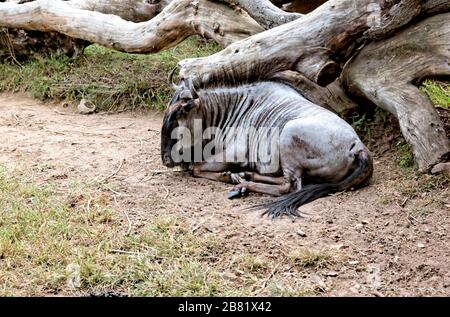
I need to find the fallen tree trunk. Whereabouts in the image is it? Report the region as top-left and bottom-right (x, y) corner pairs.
(172, 0), (450, 170)
(0, 0), (174, 59)
(0, 28), (89, 60)
(220, 0), (302, 29)
(0, 0), (262, 56)
(343, 13), (450, 171)
(64, 0), (173, 22)
(178, 0), (450, 88)
(1, 0), (171, 21)
(272, 70), (358, 113)
(0, 0), (316, 59)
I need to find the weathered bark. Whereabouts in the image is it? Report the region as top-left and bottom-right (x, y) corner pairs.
(0, 0), (263, 55)
(0, 28), (89, 60)
(271, 70), (358, 113)
(0, 0), (173, 59)
(343, 13), (450, 171)
(65, 0), (173, 22)
(221, 0), (302, 29)
(177, 0), (450, 89)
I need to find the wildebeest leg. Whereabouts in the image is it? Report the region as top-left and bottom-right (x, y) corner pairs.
(197, 171), (286, 186)
(192, 171), (233, 183)
(191, 161), (240, 184)
(244, 172), (285, 185)
(230, 181), (292, 197)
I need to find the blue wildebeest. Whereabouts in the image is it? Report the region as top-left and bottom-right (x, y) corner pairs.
(161, 81), (373, 218)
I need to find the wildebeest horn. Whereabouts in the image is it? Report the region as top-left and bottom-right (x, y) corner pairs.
(168, 66), (180, 90)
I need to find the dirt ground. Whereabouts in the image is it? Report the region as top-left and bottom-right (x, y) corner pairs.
(0, 93), (449, 297)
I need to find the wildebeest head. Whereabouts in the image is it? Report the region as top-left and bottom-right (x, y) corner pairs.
(161, 89), (200, 168)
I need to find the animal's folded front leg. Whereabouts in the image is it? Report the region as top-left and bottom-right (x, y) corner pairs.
(190, 160), (242, 184)
(192, 171), (235, 183)
(244, 172), (285, 185)
(230, 181), (292, 197)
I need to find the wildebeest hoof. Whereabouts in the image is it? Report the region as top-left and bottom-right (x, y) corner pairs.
(227, 190), (241, 199)
(227, 187), (248, 200)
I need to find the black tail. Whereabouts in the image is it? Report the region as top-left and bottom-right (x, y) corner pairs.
(260, 149), (373, 218)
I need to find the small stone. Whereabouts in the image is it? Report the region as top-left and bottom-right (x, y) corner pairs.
(311, 274), (327, 291)
(296, 229), (307, 237)
(417, 243), (426, 248)
(77, 98), (96, 115)
(431, 162), (450, 176)
(222, 272), (239, 282)
(325, 271), (339, 277)
(66, 263), (81, 289)
(349, 286), (359, 294)
(332, 243), (345, 250)
(355, 224), (364, 229)
(348, 260), (360, 265)
(361, 220), (369, 225)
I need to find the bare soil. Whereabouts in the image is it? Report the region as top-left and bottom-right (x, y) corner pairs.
(0, 93), (449, 296)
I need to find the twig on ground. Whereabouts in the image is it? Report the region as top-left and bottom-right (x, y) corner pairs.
(407, 212), (419, 223)
(142, 170), (185, 181)
(99, 158), (125, 183)
(109, 249), (140, 256)
(42, 127), (66, 135)
(163, 184), (170, 200)
(252, 264), (280, 296)
(190, 220), (206, 233)
(86, 197), (92, 213)
(400, 196), (410, 207)
(114, 195), (132, 236)
(102, 183), (130, 196)
(53, 109), (79, 116)
(97, 123), (135, 131)
(371, 290), (386, 297)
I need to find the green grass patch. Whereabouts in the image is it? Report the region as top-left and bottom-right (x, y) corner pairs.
(396, 141), (415, 170)
(348, 79), (449, 171)
(0, 165), (316, 297)
(421, 80), (450, 109)
(289, 248), (340, 269)
(0, 37), (219, 111)
(348, 106), (392, 147)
